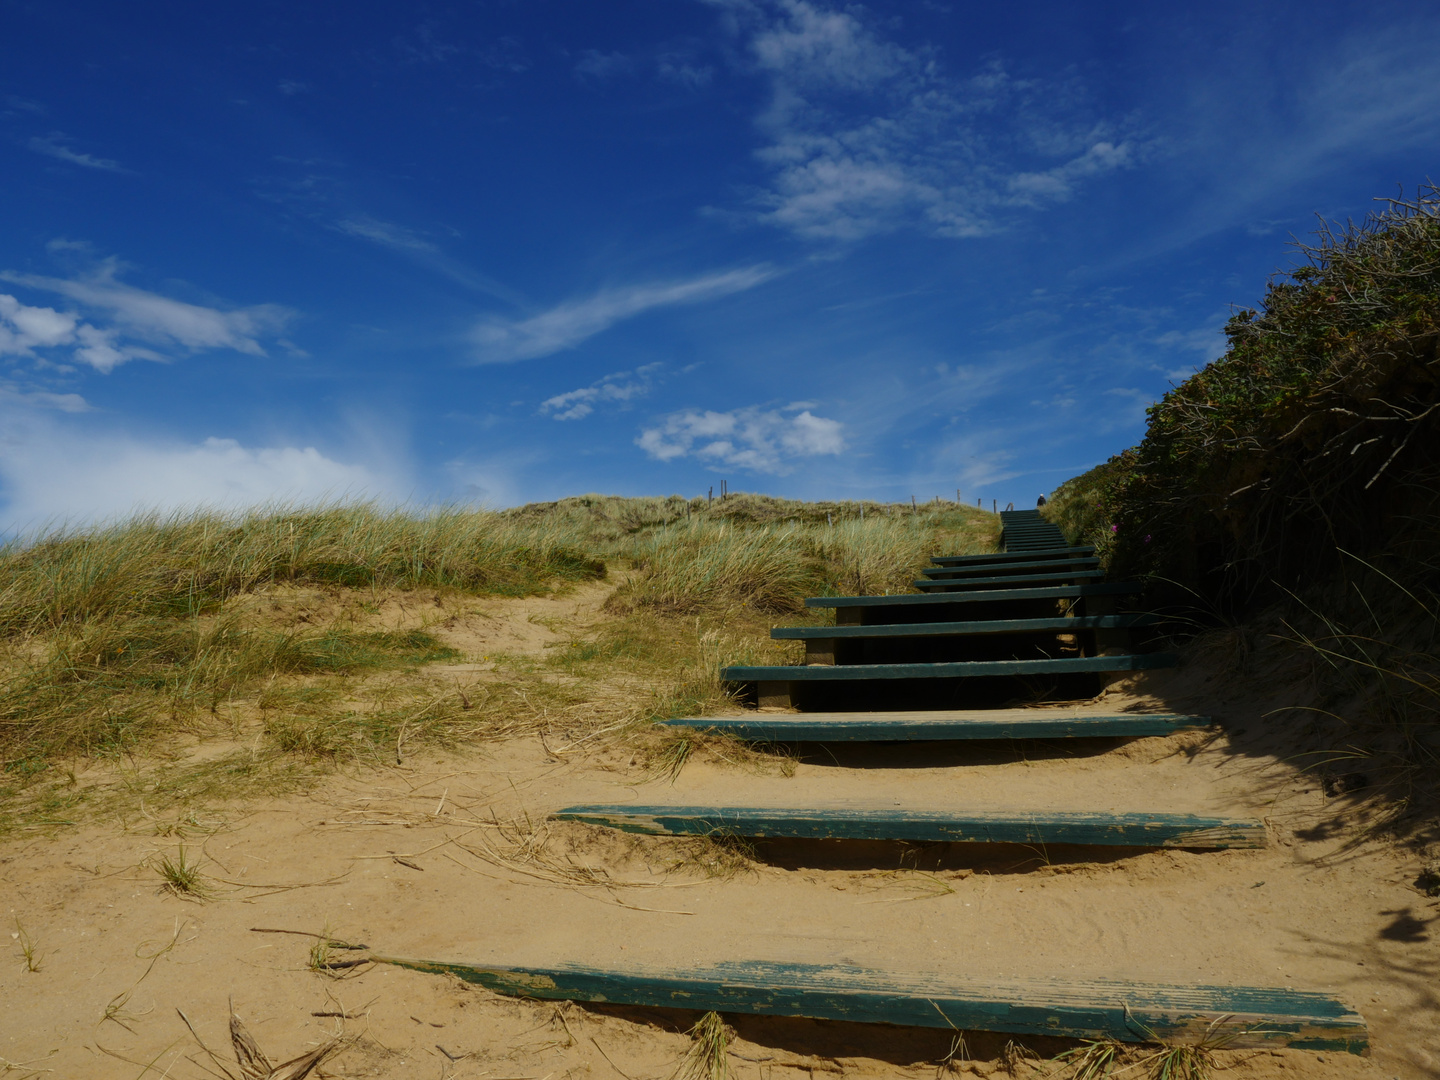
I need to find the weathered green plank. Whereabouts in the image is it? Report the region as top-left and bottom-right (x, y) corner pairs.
(662, 710), (1211, 742)
(553, 804), (1263, 849)
(931, 547), (1093, 565)
(805, 582), (1142, 609)
(923, 557), (1100, 577)
(722, 653), (1177, 681)
(771, 615), (1157, 640)
(915, 576), (1105, 593)
(367, 958), (1366, 1052)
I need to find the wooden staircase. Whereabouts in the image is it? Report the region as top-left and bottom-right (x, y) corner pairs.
(378, 509), (1369, 1054)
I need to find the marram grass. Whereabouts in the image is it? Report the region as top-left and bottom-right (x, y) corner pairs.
(0, 496), (996, 805)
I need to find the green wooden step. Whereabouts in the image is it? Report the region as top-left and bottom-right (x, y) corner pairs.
(553, 804), (1263, 849)
(663, 710), (1211, 741)
(772, 615), (1157, 641)
(923, 557), (1100, 577)
(1006, 536), (1067, 547)
(914, 570), (1104, 590)
(368, 957), (1366, 1051)
(723, 654), (1176, 682)
(931, 546), (1093, 566)
(805, 582), (1142, 610)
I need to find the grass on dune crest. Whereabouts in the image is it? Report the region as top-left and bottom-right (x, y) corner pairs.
(617, 504), (992, 614)
(0, 495), (996, 826)
(0, 501), (606, 634)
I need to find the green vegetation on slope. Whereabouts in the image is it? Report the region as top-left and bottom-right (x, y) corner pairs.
(1044, 185), (1440, 834)
(0, 495), (996, 799)
(1047, 185), (1440, 606)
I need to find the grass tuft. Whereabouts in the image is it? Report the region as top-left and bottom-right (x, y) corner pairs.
(675, 1011), (732, 1080)
(1050, 1038), (1123, 1080)
(1142, 1042), (1217, 1080)
(669, 830), (757, 880)
(13, 918), (41, 972)
(154, 845), (214, 900)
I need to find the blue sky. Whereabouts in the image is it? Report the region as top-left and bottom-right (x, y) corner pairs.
(2, 0), (1438, 528)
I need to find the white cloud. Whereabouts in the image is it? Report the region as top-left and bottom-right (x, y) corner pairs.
(0, 383), (92, 413)
(472, 266), (775, 363)
(637, 403), (844, 473)
(540, 363), (661, 420)
(0, 293), (78, 353)
(0, 410), (402, 532)
(1006, 141), (1133, 206)
(1, 258), (292, 371)
(28, 133), (126, 172)
(335, 214), (439, 252)
(575, 50), (636, 81)
(711, 0), (1135, 240)
(658, 53), (714, 88)
(1153, 325), (1226, 361)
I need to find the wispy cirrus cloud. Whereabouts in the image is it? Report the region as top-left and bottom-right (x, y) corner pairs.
(28, 132), (127, 172)
(1, 255), (292, 373)
(472, 265), (776, 363)
(540, 363), (663, 420)
(574, 49), (636, 82)
(637, 402), (844, 473)
(708, 0), (1136, 240)
(334, 214), (438, 252)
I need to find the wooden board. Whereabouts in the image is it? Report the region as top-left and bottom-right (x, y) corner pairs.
(771, 615), (1158, 640)
(805, 582), (1141, 609)
(367, 957), (1366, 1051)
(931, 547), (1093, 565)
(552, 804), (1264, 849)
(914, 570), (1105, 589)
(662, 710), (1211, 741)
(922, 557), (1100, 577)
(722, 653), (1177, 682)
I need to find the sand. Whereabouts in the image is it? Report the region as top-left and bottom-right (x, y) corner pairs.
(2, 586), (1438, 1080)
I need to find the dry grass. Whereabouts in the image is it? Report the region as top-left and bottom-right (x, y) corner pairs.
(12, 918), (41, 972)
(641, 727), (797, 784)
(667, 831), (758, 881)
(153, 845), (215, 900)
(1050, 1038), (1123, 1080)
(619, 505), (993, 615)
(0, 494), (996, 832)
(175, 1003), (345, 1080)
(675, 1011), (733, 1080)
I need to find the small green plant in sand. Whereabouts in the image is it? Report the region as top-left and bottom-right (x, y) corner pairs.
(1140, 1042), (1217, 1080)
(13, 918), (41, 972)
(154, 845), (214, 900)
(675, 1011), (733, 1080)
(1050, 1038), (1123, 1080)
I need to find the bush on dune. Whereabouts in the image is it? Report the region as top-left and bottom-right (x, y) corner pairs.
(1049, 185), (1440, 610)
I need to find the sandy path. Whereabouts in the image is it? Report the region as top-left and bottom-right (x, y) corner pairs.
(2, 593), (1438, 1079)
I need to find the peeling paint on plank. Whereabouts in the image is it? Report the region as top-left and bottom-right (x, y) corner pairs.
(551, 805), (1266, 849)
(367, 957), (1366, 1052)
